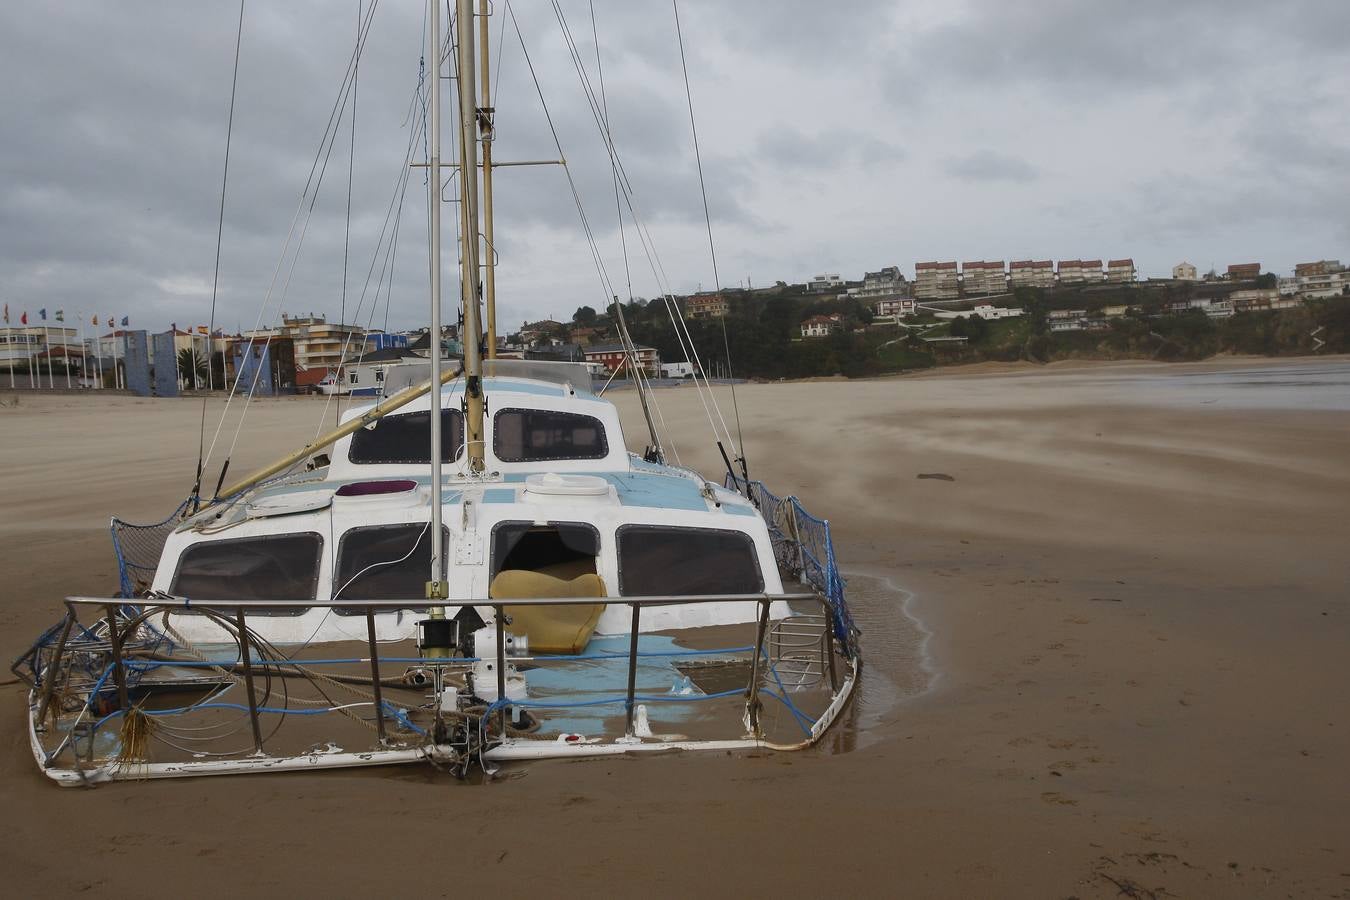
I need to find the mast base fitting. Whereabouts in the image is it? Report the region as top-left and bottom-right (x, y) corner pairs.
(425, 580), (449, 600)
(417, 618), (458, 653)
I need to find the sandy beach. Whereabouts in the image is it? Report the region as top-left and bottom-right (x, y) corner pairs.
(2, 357), (1347, 897)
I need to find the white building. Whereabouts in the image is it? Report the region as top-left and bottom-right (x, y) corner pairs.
(0, 326), (80, 376)
(800, 314), (842, 338)
(1173, 261), (1199, 281)
(808, 273), (844, 293)
(660, 361), (697, 379)
(873, 297), (916, 318)
(970, 304), (1023, 319)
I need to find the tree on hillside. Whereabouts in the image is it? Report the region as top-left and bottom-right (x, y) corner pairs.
(572, 305), (597, 326)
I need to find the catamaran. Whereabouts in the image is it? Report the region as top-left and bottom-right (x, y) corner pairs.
(13, 0), (859, 784)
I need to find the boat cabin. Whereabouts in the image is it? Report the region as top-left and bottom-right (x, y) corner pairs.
(154, 368), (786, 646)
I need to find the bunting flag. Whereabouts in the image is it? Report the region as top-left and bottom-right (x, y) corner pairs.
(2, 303), (8, 324)
(171, 322), (178, 333)
(21, 311), (28, 325)
(121, 316), (129, 327)
(197, 325), (209, 334)
(39, 308), (47, 321)
(91, 314), (99, 326)
(55, 309), (65, 322)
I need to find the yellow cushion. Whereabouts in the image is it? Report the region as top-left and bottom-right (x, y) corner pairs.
(490, 570), (606, 654)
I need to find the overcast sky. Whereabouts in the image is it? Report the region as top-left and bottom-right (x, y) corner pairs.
(2, 0), (1348, 334)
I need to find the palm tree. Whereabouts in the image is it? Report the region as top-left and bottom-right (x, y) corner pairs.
(177, 347), (208, 390)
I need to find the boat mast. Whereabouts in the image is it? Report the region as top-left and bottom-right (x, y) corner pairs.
(478, 0), (497, 360)
(427, 0), (448, 611)
(456, 0), (486, 470)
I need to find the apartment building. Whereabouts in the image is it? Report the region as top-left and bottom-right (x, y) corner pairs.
(1009, 259), (1054, 289)
(1292, 260), (1350, 298)
(915, 261), (960, 299)
(1173, 261), (1199, 281)
(962, 261), (1006, 295)
(684, 293), (729, 319)
(1226, 263), (1261, 281)
(243, 314), (366, 372)
(1106, 259), (1137, 283)
(855, 266), (907, 300)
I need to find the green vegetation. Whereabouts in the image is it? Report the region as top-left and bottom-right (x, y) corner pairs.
(575, 284), (1349, 380)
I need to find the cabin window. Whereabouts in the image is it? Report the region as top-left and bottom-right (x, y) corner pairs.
(491, 521), (601, 579)
(332, 524), (447, 614)
(170, 533), (322, 615)
(492, 408), (608, 462)
(349, 408), (464, 464)
(616, 525), (762, 596)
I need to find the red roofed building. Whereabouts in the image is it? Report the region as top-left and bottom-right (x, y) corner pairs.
(1009, 259), (1054, 289)
(962, 261), (1006, 295)
(684, 292), (729, 320)
(799, 314), (843, 338)
(915, 261), (959, 299)
(1106, 258), (1137, 283)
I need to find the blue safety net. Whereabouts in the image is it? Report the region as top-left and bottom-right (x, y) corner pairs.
(725, 475), (858, 655)
(110, 499), (192, 598)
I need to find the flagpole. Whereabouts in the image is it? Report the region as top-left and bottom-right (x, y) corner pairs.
(27, 321), (35, 389)
(62, 322), (71, 389)
(43, 326), (54, 388)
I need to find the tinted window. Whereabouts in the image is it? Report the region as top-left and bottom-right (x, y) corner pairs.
(617, 526), (763, 596)
(171, 533), (322, 615)
(493, 408), (607, 462)
(349, 409), (464, 464)
(333, 524), (446, 614)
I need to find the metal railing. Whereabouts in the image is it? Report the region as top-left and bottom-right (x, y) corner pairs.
(27, 590), (842, 775)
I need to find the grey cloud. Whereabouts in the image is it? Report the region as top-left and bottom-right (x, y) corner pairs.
(944, 151), (1039, 183)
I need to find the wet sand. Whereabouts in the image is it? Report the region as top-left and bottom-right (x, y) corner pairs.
(2, 357), (1348, 897)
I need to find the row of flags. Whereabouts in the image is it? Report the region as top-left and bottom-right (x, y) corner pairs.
(3, 304), (130, 328)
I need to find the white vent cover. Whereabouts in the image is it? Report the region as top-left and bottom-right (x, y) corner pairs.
(523, 473), (610, 497)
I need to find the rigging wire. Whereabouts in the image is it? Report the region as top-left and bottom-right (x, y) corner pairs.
(547, 2), (736, 461)
(310, 29), (444, 444)
(672, 0), (750, 485)
(190, 0), (246, 512)
(206, 0), (381, 492)
(587, 0), (678, 465)
(201, 0), (380, 492)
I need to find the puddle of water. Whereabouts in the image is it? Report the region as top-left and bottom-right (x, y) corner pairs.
(821, 570), (936, 754)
